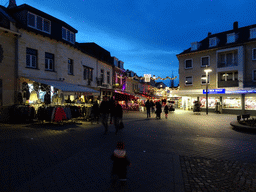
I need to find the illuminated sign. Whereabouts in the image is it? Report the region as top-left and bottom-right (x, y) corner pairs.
(203, 89), (225, 94)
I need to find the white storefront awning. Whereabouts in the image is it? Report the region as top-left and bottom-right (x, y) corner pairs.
(29, 78), (100, 94)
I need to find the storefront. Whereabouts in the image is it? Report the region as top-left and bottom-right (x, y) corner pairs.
(12, 77), (100, 123)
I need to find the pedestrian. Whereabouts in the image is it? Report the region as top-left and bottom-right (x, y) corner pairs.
(111, 141), (131, 186)
(164, 103), (169, 119)
(91, 101), (100, 124)
(150, 100), (155, 114)
(145, 99), (151, 118)
(155, 100), (162, 119)
(109, 96), (115, 124)
(99, 96), (111, 134)
(112, 100), (123, 135)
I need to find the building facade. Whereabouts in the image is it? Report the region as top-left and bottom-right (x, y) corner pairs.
(177, 21), (256, 115)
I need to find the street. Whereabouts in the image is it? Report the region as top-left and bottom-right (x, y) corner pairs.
(0, 110), (256, 191)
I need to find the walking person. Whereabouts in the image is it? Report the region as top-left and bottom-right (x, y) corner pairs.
(145, 99), (151, 118)
(164, 103), (169, 119)
(91, 101), (100, 124)
(155, 100), (162, 119)
(150, 100), (155, 114)
(99, 96), (111, 134)
(111, 141), (131, 187)
(109, 96), (115, 124)
(112, 100), (123, 135)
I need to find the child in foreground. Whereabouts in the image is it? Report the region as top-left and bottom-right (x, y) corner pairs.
(111, 141), (131, 186)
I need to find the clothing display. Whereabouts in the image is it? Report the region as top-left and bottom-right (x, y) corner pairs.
(44, 92), (51, 105)
(29, 91), (38, 102)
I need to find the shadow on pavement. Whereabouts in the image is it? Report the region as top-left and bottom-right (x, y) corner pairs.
(25, 122), (82, 130)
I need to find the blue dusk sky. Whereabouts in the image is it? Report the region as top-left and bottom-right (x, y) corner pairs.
(2, 0), (256, 86)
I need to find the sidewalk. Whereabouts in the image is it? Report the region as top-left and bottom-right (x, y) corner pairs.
(0, 115), (185, 192)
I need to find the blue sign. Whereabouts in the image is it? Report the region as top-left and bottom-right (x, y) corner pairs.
(203, 89), (225, 94)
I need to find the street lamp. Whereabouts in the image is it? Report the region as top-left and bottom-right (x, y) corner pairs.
(204, 67), (212, 115)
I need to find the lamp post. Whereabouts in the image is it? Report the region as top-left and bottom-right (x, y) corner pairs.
(204, 67), (212, 115)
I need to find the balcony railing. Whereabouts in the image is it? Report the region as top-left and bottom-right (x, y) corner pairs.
(217, 62), (238, 68)
(218, 80), (238, 88)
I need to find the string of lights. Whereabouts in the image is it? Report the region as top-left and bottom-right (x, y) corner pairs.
(116, 75), (177, 80)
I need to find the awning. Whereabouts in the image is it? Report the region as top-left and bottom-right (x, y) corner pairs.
(29, 78), (100, 94)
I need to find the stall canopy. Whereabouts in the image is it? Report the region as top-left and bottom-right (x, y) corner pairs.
(29, 78), (100, 94)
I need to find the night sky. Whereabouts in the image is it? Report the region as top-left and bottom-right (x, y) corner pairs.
(2, 0), (256, 86)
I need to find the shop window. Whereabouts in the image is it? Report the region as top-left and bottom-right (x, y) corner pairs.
(185, 76), (193, 85)
(26, 48), (37, 68)
(185, 59), (193, 69)
(68, 59), (73, 75)
(201, 56), (210, 67)
(45, 52), (54, 71)
(245, 97), (256, 109)
(223, 97), (241, 109)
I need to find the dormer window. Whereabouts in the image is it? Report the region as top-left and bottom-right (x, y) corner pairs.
(191, 42), (199, 51)
(62, 27), (75, 44)
(209, 37), (217, 47)
(250, 28), (256, 39)
(27, 12), (51, 34)
(227, 33), (236, 43)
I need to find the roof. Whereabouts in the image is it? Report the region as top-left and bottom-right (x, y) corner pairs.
(177, 22), (256, 56)
(7, 4), (77, 33)
(0, 5), (16, 22)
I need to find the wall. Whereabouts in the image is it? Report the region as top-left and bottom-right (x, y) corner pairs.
(0, 30), (16, 106)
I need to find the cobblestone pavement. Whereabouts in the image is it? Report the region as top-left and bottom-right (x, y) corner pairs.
(180, 156), (256, 192)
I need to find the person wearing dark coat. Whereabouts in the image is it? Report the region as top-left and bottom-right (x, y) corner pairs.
(155, 101), (162, 119)
(99, 96), (111, 134)
(109, 96), (115, 124)
(91, 101), (100, 124)
(164, 104), (169, 119)
(145, 99), (151, 118)
(112, 100), (123, 135)
(111, 141), (131, 186)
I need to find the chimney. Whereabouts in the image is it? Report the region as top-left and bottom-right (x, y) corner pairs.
(233, 21), (238, 30)
(208, 32), (212, 37)
(7, 0), (17, 9)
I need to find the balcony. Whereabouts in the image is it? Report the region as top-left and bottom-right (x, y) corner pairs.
(218, 80), (238, 88)
(217, 62), (238, 68)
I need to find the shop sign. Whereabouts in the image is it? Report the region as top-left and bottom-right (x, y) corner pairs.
(226, 90), (256, 94)
(203, 89), (225, 94)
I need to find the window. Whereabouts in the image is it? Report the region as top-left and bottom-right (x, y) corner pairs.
(107, 71), (110, 84)
(209, 37), (217, 47)
(101, 69), (104, 82)
(201, 56), (210, 67)
(250, 28), (256, 39)
(227, 33), (236, 43)
(185, 76), (193, 85)
(62, 27), (75, 44)
(185, 59), (193, 69)
(26, 48), (37, 68)
(252, 48), (256, 60)
(45, 52), (54, 71)
(68, 59), (73, 75)
(201, 74), (209, 84)
(191, 42), (199, 51)
(27, 12), (51, 33)
(220, 72), (238, 81)
(83, 66), (93, 80)
(253, 70), (256, 81)
(217, 50), (238, 68)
